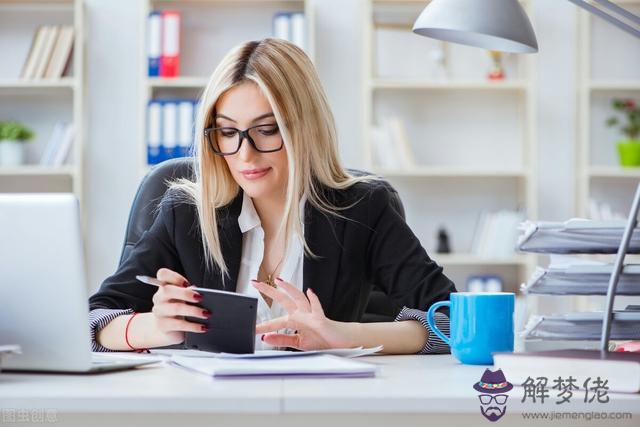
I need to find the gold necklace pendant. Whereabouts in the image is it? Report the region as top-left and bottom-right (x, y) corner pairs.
(266, 274), (277, 288)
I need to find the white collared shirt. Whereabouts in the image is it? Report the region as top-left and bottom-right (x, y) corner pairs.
(234, 191), (306, 350)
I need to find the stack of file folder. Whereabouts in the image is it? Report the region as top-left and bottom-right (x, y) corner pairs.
(517, 219), (640, 343)
(518, 219), (640, 254)
(523, 311), (640, 341)
(522, 264), (640, 295)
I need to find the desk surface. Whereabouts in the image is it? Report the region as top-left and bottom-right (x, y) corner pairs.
(2, 354), (639, 416)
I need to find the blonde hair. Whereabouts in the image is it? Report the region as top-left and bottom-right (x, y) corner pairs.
(172, 38), (379, 286)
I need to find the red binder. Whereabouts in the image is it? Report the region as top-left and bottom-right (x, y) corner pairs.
(160, 10), (180, 77)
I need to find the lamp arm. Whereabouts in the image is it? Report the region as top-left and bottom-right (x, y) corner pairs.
(567, 0), (640, 39)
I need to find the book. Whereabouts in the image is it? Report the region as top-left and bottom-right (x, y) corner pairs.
(169, 353), (378, 378)
(273, 12), (291, 41)
(33, 25), (60, 79)
(370, 125), (401, 169)
(50, 124), (75, 166)
(386, 117), (416, 168)
(290, 12), (305, 50)
(160, 10), (180, 77)
(147, 11), (162, 77)
(44, 26), (74, 79)
(493, 349), (640, 393)
(20, 26), (47, 80)
(39, 122), (67, 165)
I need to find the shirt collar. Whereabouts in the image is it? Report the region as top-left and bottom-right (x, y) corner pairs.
(237, 191), (307, 234)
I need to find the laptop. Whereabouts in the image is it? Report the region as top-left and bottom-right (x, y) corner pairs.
(0, 193), (158, 373)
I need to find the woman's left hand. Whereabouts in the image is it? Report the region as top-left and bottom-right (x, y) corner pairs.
(251, 278), (357, 350)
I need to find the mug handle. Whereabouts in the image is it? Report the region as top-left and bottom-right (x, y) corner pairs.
(426, 301), (451, 345)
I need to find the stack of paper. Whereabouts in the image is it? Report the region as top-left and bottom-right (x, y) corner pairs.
(522, 265), (640, 295)
(517, 219), (640, 254)
(523, 311), (640, 341)
(169, 353), (378, 379)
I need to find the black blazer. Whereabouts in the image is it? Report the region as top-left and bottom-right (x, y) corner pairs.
(89, 180), (456, 322)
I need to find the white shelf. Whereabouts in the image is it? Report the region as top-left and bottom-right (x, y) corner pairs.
(146, 77), (209, 88)
(363, 0), (537, 290)
(373, 166), (529, 178)
(0, 0), (84, 207)
(434, 253), (530, 266)
(588, 81), (640, 91)
(589, 166), (640, 178)
(576, 6), (640, 217)
(0, 78), (76, 89)
(0, 165), (75, 176)
(371, 79), (529, 91)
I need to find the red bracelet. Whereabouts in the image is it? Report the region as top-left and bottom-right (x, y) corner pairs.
(125, 312), (149, 353)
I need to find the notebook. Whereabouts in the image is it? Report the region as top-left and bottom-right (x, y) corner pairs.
(169, 353), (378, 378)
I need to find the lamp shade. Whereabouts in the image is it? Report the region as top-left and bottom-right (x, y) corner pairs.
(412, 0), (538, 53)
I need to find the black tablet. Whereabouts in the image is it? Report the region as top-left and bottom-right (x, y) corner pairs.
(184, 287), (258, 354)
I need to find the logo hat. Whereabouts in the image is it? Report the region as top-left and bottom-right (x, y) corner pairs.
(473, 368), (513, 394)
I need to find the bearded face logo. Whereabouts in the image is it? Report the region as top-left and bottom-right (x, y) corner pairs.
(473, 369), (513, 422)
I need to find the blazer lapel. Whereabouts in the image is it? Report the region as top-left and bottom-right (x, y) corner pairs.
(208, 187), (346, 314)
(303, 200), (345, 318)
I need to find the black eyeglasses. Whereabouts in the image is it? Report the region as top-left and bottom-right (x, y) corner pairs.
(204, 123), (284, 156)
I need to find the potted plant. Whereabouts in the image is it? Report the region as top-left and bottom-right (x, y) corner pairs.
(606, 98), (640, 167)
(0, 121), (35, 167)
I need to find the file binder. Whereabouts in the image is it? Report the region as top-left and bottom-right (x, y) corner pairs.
(160, 10), (180, 77)
(162, 101), (178, 160)
(147, 11), (161, 77)
(147, 101), (163, 165)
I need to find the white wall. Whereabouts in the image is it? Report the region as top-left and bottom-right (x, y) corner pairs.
(85, 0), (578, 291)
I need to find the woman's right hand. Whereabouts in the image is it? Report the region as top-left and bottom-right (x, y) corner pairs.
(150, 268), (211, 346)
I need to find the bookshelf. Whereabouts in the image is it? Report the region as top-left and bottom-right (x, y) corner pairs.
(139, 0), (316, 177)
(0, 0), (84, 204)
(362, 0), (538, 294)
(577, 0), (640, 220)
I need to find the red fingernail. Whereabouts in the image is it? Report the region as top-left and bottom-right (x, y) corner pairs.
(202, 310), (211, 318)
(194, 293), (203, 301)
(261, 334), (265, 341)
(277, 277), (283, 281)
(201, 325), (209, 332)
(182, 280), (190, 288)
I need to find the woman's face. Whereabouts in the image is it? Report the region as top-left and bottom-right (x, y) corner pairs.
(214, 82), (288, 201)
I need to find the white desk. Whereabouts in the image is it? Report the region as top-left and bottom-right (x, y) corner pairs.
(1, 355), (639, 427)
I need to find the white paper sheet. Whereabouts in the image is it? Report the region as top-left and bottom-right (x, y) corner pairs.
(169, 353), (378, 378)
(150, 345), (384, 359)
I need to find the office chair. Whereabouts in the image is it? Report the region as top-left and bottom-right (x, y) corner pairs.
(119, 157), (406, 322)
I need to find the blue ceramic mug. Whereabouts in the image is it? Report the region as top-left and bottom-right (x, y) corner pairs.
(427, 292), (514, 365)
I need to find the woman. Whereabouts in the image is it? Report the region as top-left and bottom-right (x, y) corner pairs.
(89, 38), (455, 354)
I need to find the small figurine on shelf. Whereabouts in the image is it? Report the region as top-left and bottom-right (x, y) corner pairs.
(436, 226), (451, 254)
(487, 50), (505, 81)
(606, 98), (640, 167)
(0, 121), (34, 167)
(428, 42), (449, 81)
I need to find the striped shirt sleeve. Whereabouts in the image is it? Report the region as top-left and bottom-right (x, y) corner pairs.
(394, 306), (450, 354)
(89, 308), (134, 352)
